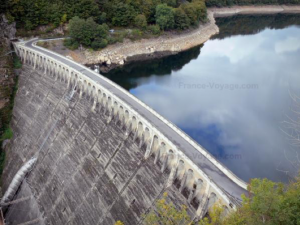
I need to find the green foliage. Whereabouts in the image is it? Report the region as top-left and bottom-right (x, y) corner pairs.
(64, 39), (79, 50)
(7, 0), (102, 30)
(174, 7), (191, 30)
(6, 0), (300, 36)
(0, 128), (13, 142)
(144, 192), (191, 225)
(141, 174), (300, 225)
(224, 177), (300, 225)
(162, 0), (178, 7)
(91, 38), (108, 49)
(134, 14), (148, 29)
(199, 203), (225, 225)
(129, 29), (144, 40)
(181, 0), (207, 26)
(60, 14), (67, 27)
(13, 57), (22, 69)
(67, 16), (109, 50)
(111, 2), (136, 27)
(155, 4), (175, 30)
(148, 24), (161, 35)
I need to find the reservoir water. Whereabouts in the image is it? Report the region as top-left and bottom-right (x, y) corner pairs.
(100, 14), (300, 182)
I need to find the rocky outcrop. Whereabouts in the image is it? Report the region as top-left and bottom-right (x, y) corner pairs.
(0, 14), (16, 45)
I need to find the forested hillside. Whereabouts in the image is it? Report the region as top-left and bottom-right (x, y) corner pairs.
(1, 0), (207, 31)
(206, 0), (300, 7)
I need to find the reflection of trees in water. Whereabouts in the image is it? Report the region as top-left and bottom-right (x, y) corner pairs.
(103, 45), (203, 90)
(213, 14), (300, 40)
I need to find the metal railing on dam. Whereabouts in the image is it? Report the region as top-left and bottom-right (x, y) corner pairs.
(10, 39), (248, 222)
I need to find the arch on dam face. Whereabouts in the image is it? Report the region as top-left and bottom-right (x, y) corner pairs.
(87, 82), (92, 99)
(154, 142), (165, 165)
(147, 135), (159, 157)
(119, 106), (126, 126)
(61, 67), (65, 82)
(140, 127), (150, 149)
(91, 86), (96, 104)
(160, 148), (173, 173)
(78, 80), (84, 97)
(124, 110), (130, 128)
(173, 159), (185, 189)
(131, 116), (137, 134)
(65, 69), (70, 84)
(83, 80), (87, 97)
(101, 93), (107, 107)
(190, 179), (204, 208)
(39, 56), (43, 70)
(180, 169), (194, 198)
(106, 97), (112, 115)
(207, 192), (217, 210)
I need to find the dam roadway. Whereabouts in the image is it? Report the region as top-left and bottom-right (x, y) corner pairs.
(24, 39), (247, 199)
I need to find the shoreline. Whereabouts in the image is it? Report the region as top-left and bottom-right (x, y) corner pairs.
(84, 10), (219, 71)
(49, 5), (300, 72)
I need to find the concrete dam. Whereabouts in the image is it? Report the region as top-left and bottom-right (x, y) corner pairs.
(1, 39), (247, 225)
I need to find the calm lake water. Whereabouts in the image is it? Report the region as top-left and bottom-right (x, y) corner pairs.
(100, 14), (300, 182)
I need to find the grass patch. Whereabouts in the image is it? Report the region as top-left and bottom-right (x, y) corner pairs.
(0, 128), (13, 141)
(13, 55), (22, 69)
(37, 41), (50, 49)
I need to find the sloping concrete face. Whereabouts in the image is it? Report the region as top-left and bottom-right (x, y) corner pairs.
(1, 41), (248, 224)
(2, 66), (198, 224)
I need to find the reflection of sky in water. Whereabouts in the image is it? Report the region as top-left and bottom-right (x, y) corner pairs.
(108, 26), (300, 182)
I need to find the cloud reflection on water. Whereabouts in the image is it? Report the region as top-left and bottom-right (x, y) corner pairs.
(129, 26), (300, 182)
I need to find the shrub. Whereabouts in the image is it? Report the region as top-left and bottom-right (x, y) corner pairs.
(174, 7), (191, 30)
(129, 29), (143, 40)
(155, 4), (175, 30)
(148, 24), (161, 35)
(91, 38), (108, 50)
(134, 14), (147, 29)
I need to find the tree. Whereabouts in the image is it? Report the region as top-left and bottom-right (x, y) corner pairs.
(68, 16), (87, 44)
(162, 0), (178, 7)
(155, 4), (175, 30)
(112, 2), (135, 26)
(148, 24), (161, 35)
(224, 175), (300, 225)
(174, 7), (190, 30)
(67, 16), (109, 50)
(134, 14), (147, 29)
(59, 14), (67, 33)
(144, 192), (191, 225)
(141, 174), (300, 225)
(180, 0), (206, 26)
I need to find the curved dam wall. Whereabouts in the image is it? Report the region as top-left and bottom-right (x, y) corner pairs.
(1, 41), (247, 225)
